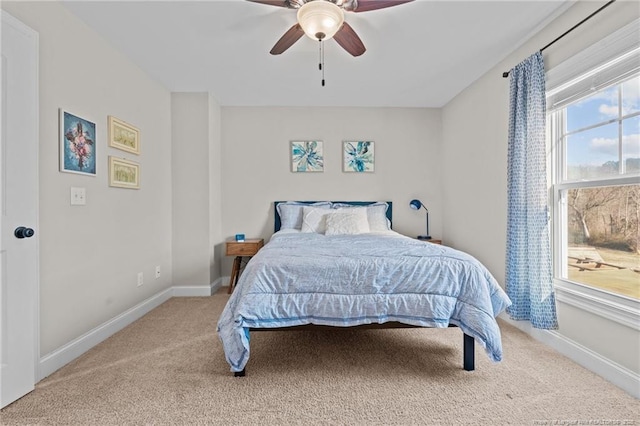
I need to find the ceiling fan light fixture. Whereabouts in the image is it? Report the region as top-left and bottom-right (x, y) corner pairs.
(297, 1), (345, 41)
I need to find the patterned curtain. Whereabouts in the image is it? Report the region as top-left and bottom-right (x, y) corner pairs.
(506, 51), (558, 329)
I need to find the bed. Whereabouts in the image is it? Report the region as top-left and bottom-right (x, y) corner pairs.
(217, 201), (511, 376)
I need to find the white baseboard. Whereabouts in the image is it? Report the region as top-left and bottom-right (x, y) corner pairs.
(500, 315), (640, 398)
(39, 287), (173, 380)
(172, 285), (212, 297)
(211, 277), (224, 293)
(172, 277), (225, 296)
(38, 277), (228, 381)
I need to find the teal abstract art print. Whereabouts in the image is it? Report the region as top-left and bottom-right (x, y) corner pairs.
(291, 141), (324, 173)
(343, 141), (374, 173)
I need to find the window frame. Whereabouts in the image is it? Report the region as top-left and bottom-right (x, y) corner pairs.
(550, 107), (640, 293)
(546, 19), (640, 330)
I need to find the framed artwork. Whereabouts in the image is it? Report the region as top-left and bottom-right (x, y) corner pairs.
(108, 115), (140, 155)
(59, 109), (97, 176)
(108, 156), (140, 189)
(343, 141), (374, 173)
(290, 140), (324, 172)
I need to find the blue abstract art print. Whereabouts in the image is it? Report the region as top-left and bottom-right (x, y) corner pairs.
(59, 109), (96, 176)
(343, 141), (374, 173)
(291, 141), (324, 173)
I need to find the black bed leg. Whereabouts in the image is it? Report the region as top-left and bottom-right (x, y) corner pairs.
(463, 333), (475, 371)
(234, 368), (246, 377)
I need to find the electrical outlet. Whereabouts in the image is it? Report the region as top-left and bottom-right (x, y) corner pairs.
(137, 272), (144, 287)
(155, 266), (161, 279)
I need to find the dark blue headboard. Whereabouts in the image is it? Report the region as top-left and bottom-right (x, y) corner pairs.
(274, 201), (393, 232)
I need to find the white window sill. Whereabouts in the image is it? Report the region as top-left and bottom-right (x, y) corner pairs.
(554, 279), (640, 331)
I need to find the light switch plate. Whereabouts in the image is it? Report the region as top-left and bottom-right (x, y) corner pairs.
(71, 187), (86, 205)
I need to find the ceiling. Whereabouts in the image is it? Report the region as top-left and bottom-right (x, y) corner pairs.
(61, 0), (571, 108)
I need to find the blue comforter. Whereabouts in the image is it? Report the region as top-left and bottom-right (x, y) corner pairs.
(217, 231), (511, 372)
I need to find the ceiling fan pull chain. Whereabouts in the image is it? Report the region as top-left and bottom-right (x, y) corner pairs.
(319, 39), (325, 86)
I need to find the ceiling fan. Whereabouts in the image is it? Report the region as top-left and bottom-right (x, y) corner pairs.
(248, 0), (414, 57)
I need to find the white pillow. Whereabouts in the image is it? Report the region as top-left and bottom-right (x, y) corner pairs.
(364, 203), (391, 232)
(332, 202), (390, 232)
(301, 206), (333, 234)
(325, 209), (370, 235)
(277, 201), (331, 230)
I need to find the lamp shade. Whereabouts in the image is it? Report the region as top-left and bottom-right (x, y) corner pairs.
(297, 0), (345, 41)
(409, 199), (422, 210)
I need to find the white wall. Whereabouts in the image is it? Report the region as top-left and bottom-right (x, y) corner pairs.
(220, 107), (441, 274)
(172, 93), (212, 287)
(171, 92), (223, 287)
(209, 96), (223, 282)
(441, 0), (640, 374)
(2, 2), (173, 356)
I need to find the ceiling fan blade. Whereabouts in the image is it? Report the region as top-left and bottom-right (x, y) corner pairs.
(270, 24), (305, 55)
(246, 0), (292, 8)
(333, 22), (366, 57)
(352, 0), (414, 12)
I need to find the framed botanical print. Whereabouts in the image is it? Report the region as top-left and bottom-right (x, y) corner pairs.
(108, 156), (140, 189)
(108, 116), (140, 155)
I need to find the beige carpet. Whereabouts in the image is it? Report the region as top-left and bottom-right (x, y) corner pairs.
(1, 289), (638, 425)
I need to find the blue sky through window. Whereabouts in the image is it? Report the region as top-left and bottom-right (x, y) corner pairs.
(564, 75), (640, 170)
(567, 122), (617, 167)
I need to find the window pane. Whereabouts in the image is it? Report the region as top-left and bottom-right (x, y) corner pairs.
(565, 184), (640, 300)
(621, 75), (639, 116)
(622, 115), (640, 174)
(566, 86), (618, 133)
(566, 122), (618, 180)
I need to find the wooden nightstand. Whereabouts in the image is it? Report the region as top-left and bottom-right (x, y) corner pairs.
(226, 239), (264, 293)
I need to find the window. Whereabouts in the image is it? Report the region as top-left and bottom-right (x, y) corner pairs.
(549, 70), (639, 301)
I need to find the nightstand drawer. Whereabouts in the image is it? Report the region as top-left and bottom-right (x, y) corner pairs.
(226, 239), (264, 256)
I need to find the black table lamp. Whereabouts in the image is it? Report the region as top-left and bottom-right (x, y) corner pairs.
(409, 199), (431, 240)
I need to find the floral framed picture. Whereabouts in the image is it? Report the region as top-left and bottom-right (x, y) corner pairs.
(59, 109), (97, 176)
(108, 115), (140, 155)
(108, 156), (140, 189)
(291, 140), (324, 172)
(343, 141), (374, 173)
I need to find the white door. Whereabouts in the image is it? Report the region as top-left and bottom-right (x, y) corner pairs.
(0, 11), (39, 408)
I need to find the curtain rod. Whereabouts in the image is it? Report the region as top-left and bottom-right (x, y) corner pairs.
(502, 0), (616, 78)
